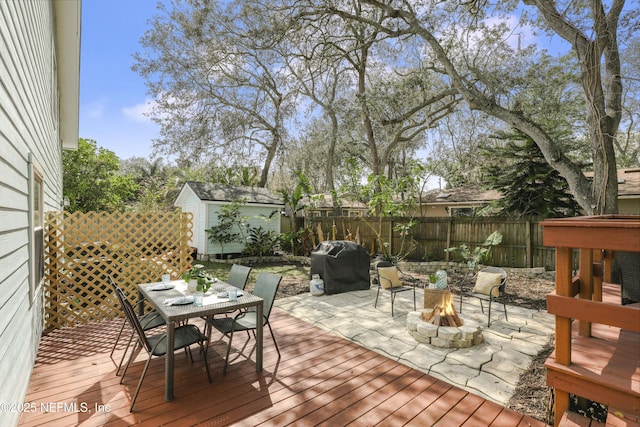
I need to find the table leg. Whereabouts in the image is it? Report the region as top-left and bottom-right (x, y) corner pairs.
(165, 321), (175, 401)
(137, 288), (144, 316)
(256, 301), (263, 372)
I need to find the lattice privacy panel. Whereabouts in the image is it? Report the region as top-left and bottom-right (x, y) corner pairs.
(44, 211), (193, 330)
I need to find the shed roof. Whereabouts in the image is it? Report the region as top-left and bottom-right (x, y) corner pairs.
(181, 182), (284, 205)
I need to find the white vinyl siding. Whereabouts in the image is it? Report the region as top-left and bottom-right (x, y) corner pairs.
(0, 1), (68, 425)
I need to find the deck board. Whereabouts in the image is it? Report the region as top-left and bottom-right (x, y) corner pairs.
(18, 308), (547, 426)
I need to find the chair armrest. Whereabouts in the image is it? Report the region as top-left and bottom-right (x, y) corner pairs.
(396, 268), (418, 285)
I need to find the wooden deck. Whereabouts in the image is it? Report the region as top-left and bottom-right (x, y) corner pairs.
(542, 216), (640, 426)
(18, 309), (548, 426)
(545, 284), (640, 426)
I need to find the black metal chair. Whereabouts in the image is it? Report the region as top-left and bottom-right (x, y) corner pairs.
(374, 261), (417, 316)
(458, 266), (508, 327)
(207, 271), (281, 374)
(116, 286), (211, 411)
(108, 276), (165, 375)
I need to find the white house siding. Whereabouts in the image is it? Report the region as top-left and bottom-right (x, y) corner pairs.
(205, 203), (282, 256)
(0, 1), (74, 425)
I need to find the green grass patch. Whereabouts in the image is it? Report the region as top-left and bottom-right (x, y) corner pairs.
(198, 260), (310, 285)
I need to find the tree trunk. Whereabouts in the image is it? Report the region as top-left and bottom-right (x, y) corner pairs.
(258, 131), (280, 188)
(360, 0), (623, 215)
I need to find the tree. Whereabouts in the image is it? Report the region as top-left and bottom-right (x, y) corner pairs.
(205, 200), (246, 258)
(130, 157), (172, 212)
(482, 130), (582, 218)
(332, 0), (631, 214)
(617, 37), (640, 167)
(280, 21), (352, 198)
(63, 138), (138, 212)
(133, 0), (296, 187)
(295, 0), (457, 183)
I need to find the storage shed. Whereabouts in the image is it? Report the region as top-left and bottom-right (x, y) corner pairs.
(174, 182), (284, 259)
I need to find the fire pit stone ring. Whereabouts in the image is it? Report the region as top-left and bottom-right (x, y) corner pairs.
(407, 310), (484, 348)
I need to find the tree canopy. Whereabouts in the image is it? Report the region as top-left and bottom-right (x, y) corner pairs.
(482, 129), (582, 218)
(127, 0), (639, 215)
(63, 139), (138, 212)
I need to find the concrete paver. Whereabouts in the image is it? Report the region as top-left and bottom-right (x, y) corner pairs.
(275, 285), (554, 406)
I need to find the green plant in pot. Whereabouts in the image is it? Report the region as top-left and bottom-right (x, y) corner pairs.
(182, 264), (212, 293)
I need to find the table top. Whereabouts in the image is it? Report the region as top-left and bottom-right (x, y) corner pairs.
(139, 280), (263, 322)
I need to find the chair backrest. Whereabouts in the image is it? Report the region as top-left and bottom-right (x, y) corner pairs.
(227, 264), (252, 290)
(479, 266), (507, 292)
(112, 282), (153, 353)
(108, 275), (122, 296)
(376, 261), (402, 289)
(108, 275), (129, 316)
(252, 271), (282, 321)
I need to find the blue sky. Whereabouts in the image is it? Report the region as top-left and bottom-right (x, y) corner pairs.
(79, 1), (573, 162)
(80, 0), (160, 160)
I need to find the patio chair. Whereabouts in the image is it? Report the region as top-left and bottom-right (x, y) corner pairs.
(458, 266), (508, 327)
(227, 264), (252, 290)
(207, 271), (282, 375)
(208, 264), (253, 320)
(374, 261), (417, 316)
(116, 286), (211, 411)
(108, 276), (165, 375)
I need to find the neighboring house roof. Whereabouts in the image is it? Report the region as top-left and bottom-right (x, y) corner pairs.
(614, 168), (640, 198)
(581, 168), (640, 198)
(304, 194), (368, 210)
(177, 182), (284, 205)
(423, 168), (640, 205)
(420, 186), (501, 205)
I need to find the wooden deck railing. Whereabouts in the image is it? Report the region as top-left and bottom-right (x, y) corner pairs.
(542, 215), (640, 426)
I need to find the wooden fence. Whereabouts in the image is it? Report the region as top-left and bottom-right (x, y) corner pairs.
(307, 216), (557, 270)
(44, 211), (193, 330)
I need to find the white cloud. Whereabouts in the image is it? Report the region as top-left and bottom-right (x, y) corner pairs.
(121, 98), (156, 123)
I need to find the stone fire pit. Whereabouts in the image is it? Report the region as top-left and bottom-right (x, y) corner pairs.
(406, 309), (484, 348)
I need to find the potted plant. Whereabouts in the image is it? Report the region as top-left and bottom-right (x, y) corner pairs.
(182, 264), (212, 293)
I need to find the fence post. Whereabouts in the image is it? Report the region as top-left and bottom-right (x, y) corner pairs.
(389, 218), (394, 254)
(445, 217), (453, 261)
(526, 219), (533, 268)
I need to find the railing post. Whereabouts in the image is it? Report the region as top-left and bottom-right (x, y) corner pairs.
(553, 246), (573, 425)
(578, 248), (593, 337)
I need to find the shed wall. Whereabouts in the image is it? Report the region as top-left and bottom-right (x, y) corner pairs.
(204, 203), (282, 256)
